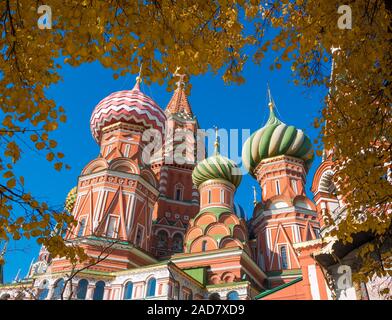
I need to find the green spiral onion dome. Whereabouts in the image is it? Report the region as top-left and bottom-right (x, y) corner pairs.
(242, 103), (314, 177)
(64, 186), (77, 213)
(192, 132), (242, 189)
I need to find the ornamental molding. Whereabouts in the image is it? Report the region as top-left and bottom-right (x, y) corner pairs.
(78, 170), (159, 197)
(198, 179), (235, 191)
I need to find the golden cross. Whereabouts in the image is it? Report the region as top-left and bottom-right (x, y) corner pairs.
(136, 62), (143, 84)
(173, 66), (186, 88)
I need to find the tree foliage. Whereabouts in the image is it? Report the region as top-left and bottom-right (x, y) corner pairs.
(253, 0), (391, 282)
(0, 0), (391, 283)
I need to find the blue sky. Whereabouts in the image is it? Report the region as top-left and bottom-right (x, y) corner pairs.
(3, 49), (328, 283)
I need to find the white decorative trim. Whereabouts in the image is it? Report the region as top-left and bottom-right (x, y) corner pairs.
(308, 264), (321, 300)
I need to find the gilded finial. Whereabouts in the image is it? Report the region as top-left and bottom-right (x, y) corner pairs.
(213, 126), (220, 154)
(173, 66), (186, 89)
(267, 82), (274, 111)
(136, 62), (143, 84)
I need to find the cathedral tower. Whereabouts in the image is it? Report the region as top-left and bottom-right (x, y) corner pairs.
(243, 88), (320, 285)
(52, 76), (166, 273)
(150, 73), (201, 258)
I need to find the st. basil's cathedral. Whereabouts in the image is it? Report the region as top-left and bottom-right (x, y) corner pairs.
(0, 73), (389, 300)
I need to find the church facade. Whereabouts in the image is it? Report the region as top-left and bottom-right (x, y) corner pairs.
(0, 74), (388, 300)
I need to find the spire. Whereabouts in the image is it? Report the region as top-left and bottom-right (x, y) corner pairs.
(264, 83), (282, 126)
(253, 186), (257, 207)
(133, 63), (143, 90)
(26, 258), (35, 278)
(13, 268), (21, 283)
(213, 126), (220, 155)
(165, 67), (194, 117)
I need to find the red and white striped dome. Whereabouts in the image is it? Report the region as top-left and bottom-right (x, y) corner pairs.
(90, 81), (166, 142)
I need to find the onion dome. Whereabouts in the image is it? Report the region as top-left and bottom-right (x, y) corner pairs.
(242, 88), (314, 176)
(192, 128), (242, 189)
(233, 203), (246, 220)
(90, 76), (166, 143)
(64, 186), (77, 213)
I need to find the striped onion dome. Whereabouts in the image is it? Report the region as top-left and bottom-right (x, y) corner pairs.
(64, 186), (77, 213)
(233, 203), (246, 220)
(192, 130), (242, 189)
(90, 78), (166, 143)
(242, 100), (314, 177)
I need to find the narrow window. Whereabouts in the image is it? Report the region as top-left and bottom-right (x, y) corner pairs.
(52, 279), (65, 300)
(146, 278), (156, 297)
(106, 216), (117, 238)
(157, 230), (168, 249)
(291, 179), (298, 194)
(105, 145), (112, 157)
(77, 279), (88, 300)
(280, 246), (288, 269)
(220, 189), (225, 203)
(173, 282), (180, 300)
(201, 240), (207, 252)
(172, 233), (183, 252)
(135, 226), (143, 247)
(175, 187), (182, 201)
(124, 144), (130, 157)
(77, 218), (86, 237)
(275, 180), (281, 195)
(93, 281), (105, 300)
(38, 280), (49, 300)
(208, 190), (212, 203)
(123, 282), (133, 300)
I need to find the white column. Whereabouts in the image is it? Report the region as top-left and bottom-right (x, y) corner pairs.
(45, 286), (54, 300)
(308, 264), (321, 300)
(86, 285), (95, 300)
(103, 288), (110, 300)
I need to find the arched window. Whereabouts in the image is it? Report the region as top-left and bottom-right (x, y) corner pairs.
(157, 230), (168, 249)
(280, 246), (288, 269)
(202, 240), (207, 252)
(78, 218), (86, 237)
(93, 281), (105, 300)
(174, 184), (183, 201)
(227, 291), (239, 300)
(124, 144), (130, 158)
(220, 189), (225, 203)
(172, 233), (183, 252)
(275, 180), (281, 195)
(38, 280), (49, 300)
(123, 281), (133, 300)
(76, 279), (88, 300)
(209, 293), (221, 300)
(146, 278), (156, 297)
(52, 278), (65, 300)
(0, 293), (10, 300)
